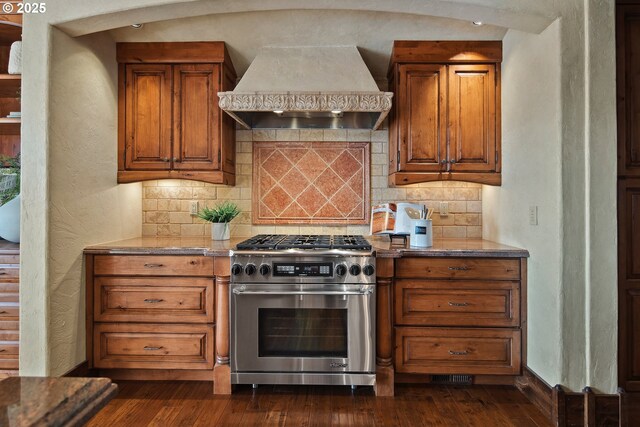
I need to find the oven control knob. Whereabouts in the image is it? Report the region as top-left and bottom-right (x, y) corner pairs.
(335, 264), (347, 276)
(259, 264), (271, 276)
(349, 264), (362, 276)
(231, 264), (243, 276)
(244, 264), (256, 276)
(363, 264), (375, 276)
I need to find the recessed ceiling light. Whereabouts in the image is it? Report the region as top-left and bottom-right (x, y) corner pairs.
(331, 110), (342, 115)
(273, 110), (284, 114)
(131, 23), (144, 29)
(472, 21), (483, 26)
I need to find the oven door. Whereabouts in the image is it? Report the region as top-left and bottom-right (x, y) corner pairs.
(230, 283), (375, 375)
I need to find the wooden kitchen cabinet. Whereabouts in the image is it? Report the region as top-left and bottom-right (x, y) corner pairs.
(117, 42), (237, 185)
(392, 256), (526, 381)
(388, 41), (502, 186)
(86, 253), (218, 381)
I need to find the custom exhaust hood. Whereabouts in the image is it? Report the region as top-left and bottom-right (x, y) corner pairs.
(218, 46), (393, 130)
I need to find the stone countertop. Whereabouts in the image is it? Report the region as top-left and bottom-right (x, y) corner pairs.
(84, 236), (243, 256)
(0, 376), (117, 426)
(84, 236), (528, 258)
(370, 236), (529, 258)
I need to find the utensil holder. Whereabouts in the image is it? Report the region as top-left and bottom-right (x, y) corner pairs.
(410, 219), (432, 248)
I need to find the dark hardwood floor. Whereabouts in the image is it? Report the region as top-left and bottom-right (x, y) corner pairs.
(85, 381), (553, 426)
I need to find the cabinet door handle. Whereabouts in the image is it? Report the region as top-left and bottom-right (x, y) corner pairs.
(161, 157), (170, 162)
(143, 346), (163, 351)
(0, 311), (7, 315)
(441, 159), (448, 164)
(143, 263), (164, 269)
(449, 350), (468, 356)
(172, 157), (180, 163)
(0, 349), (5, 353)
(450, 159), (456, 164)
(448, 266), (469, 271)
(144, 298), (164, 304)
(448, 302), (470, 307)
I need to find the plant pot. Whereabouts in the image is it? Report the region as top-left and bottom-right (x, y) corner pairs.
(0, 194), (20, 242)
(211, 222), (230, 241)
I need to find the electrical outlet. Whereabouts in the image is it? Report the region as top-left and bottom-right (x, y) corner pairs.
(439, 202), (449, 216)
(529, 206), (538, 225)
(190, 201), (199, 216)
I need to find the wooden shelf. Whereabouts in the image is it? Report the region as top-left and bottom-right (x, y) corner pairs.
(0, 117), (19, 135)
(0, 74), (19, 97)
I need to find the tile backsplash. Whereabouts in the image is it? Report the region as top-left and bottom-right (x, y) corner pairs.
(141, 129), (482, 238)
(253, 141), (369, 224)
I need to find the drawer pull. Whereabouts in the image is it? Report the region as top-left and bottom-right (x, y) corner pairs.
(0, 310), (7, 315)
(143, 263), (165, 269)
(0, 349), (5, 352)
(448, 266), (470, 271)
(449, 350), (469, 356)
(143, 298), (165, 304)
(0, 272), (6, 275)
(143, 346), (164, 351)
(448, 302), (470, 307)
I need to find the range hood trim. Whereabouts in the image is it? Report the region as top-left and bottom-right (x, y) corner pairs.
(218, 46), (393, 131)
(218, 90), (393, 130)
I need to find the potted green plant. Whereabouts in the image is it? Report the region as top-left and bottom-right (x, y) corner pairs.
(0, 153), (20, 243)
(197, 201), (239, 241)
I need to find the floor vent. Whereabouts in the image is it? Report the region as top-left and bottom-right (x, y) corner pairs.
(430, 374), (473, 385)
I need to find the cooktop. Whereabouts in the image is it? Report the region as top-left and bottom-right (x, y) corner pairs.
(235, 234), (372, 251)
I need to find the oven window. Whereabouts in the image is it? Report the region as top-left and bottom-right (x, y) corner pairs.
(258, 308), (348, 358)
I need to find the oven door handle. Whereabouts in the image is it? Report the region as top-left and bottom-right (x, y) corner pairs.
(232, 289), (374, 296)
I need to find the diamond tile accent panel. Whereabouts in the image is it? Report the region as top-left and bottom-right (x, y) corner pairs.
(253, 141), (371, 224)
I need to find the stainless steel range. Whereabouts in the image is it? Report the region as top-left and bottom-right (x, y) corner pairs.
(230, 234), (376, 387)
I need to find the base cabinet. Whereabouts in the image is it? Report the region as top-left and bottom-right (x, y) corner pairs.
(392, 256), (526, 382)
(86, 253), (218, 380)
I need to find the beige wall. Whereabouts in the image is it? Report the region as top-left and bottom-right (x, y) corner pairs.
(142, 129), (483, 238)
(20, 28), (142, 376)
(483, 21), (563, 386)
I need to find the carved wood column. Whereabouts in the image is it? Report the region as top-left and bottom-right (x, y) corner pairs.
(213, 257), (231, 394)
(374, 257), (394, 396)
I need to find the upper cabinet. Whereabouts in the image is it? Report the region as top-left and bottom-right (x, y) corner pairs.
(117, 42), (237, 185)
(388, 41), (502, 186)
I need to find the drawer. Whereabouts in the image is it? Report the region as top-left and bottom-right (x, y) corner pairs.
(0, 302), (18, 320)
(94, 323), (214, 370)
(0, 330), (19, 370)
(395, 258), (520, 280)
(94, 277), (214, 323)
(0, 255), (19, 264)
(94, 255), (214, 277)
(395, 280), (519, 327)
(0, 265), (19, 280)
(395, 327), (521, 375)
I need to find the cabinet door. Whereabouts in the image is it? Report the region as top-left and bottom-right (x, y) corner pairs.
(618, 6), (640, 177)
(619, 179), (640, 391)
(448, 64), (497, 173)
(173, 64), (221, 171)
(397, 64), (447, 172)
(124, 64), (172, 170)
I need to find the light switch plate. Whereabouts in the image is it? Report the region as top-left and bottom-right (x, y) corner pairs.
(190, 201), (199, 216)
(529, 205), (538, 225)
(440, 202), (449, 216)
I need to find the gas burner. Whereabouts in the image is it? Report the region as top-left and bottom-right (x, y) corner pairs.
(235, 234), (286, 250)
(277, 235), (332, 250)
(235, 234), (372, 251)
